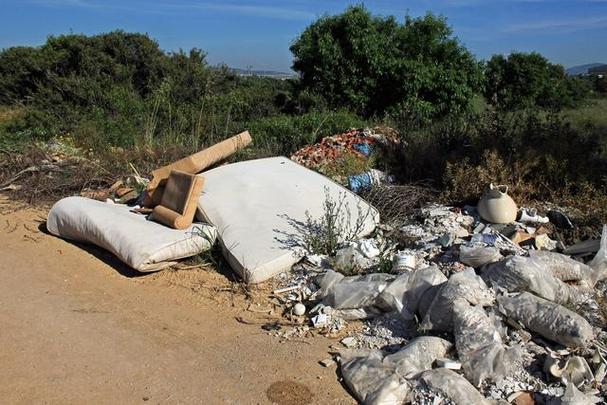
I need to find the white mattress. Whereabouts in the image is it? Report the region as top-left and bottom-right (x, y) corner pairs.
(48, 197), (217, 271)
(196, 157), (379, 283)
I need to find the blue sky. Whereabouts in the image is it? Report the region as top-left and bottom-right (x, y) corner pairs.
(1, 0), (605, 71)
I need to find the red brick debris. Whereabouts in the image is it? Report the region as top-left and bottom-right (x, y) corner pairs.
(290, 129), (379, 170)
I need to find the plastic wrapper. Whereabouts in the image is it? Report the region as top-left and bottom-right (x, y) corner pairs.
(339, 337), (452, 405)
(420, 268), (495, 332)
(318, 270), (392, 310)
(482, 255), (576, 305)
(452, 299), (521, 386)
(497, 292), (594, 348)
(420, 368), (489, 405)
(459, 244), (503, 268)
(589, 224), (607, 283)
(376, 266), (447, 319)
(529, 250), (596, 287)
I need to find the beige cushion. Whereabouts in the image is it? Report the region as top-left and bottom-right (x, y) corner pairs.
(196, 157), (379, 283)
(150, 170), (205, 229)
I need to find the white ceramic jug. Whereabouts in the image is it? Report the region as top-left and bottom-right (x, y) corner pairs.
(477, 183), (517, 224)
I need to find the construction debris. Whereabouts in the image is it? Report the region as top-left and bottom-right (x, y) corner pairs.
(268, 192), (607, 404)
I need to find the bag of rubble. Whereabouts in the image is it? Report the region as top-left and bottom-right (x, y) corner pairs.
(452, 299), (521, 386)
(459, 243), (503, 268)
(374, 266), (447, 320)
(497, 292), (594, 348)
(420, 368), (490, 405)
(419, 268), (495, 332)
(317, 270), (393, 311)
(339, 350), (410, 405)
(529, 250), (597, 288)
(589, 224), (607, 283)
(481, 255), (581, 306)
(339, 337), (452, 405)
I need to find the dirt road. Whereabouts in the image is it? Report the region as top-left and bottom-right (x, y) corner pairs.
(0, 204), (354, 404)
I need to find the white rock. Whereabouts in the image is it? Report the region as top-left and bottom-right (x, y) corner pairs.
(293, 303), (306, 316)
(435, 358), (461, 370)
(341, 337), (357, 348)
(319, 358), (336, 367)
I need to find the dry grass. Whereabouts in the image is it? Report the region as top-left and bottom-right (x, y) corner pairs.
(360, 183), (437, 225)
(0, 140), (190, 206)
(0, 106), (24, 125)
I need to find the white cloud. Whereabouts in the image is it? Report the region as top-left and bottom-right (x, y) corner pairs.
(504, 15), (607, 32)
(28, 0), (315, 20)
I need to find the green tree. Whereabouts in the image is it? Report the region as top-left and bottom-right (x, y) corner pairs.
(484, 52), (588, 110)
(290, 5), (483, 119)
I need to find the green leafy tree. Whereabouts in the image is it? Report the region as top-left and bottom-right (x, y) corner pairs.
(484, 52), (588, 110)
(290, 5), (483, 119)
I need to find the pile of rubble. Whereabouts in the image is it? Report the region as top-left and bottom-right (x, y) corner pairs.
(290, 128), (398, 171)
(271, 200), (607, 404)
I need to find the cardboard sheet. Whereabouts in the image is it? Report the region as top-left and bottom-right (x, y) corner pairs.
(196, 157), (379, 283)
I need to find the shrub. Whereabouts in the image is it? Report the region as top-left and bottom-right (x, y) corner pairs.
(290, 5), (483, 119)
(484, 52), (589, 111)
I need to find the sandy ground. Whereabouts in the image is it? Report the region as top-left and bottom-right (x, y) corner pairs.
(0, 201), (355, 405)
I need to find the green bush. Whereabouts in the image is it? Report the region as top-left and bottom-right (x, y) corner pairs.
(484, 52), (589, 111)
(0, 31), (305, 151)
(290, 5), (483, 119)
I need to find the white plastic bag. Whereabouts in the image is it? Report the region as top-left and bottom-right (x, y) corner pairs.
(420, 268), (495, 332)
(459, 244), (503, 268)
(589, 224), (607, 283)
(482, 255), (576, 305)
(339, 337), (452, 405)
(497, 292), (594, 348)
(420, 368), (490, 405)
(384, 336), (452, 378)
(529, 250), (597, 287)
(452, 299), (521, 386)
(339, 350), (410, 405)
(376, 266), (447, 319)
(318, 270), (392, 310)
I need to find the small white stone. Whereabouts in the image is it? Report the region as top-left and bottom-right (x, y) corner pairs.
(435, 358), (461, 370)
(341, 337), (357, 348)
(293, 303), (306, 316)
(319, 358), (336, 367)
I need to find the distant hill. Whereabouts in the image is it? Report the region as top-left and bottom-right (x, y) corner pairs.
(229, 67), (296, 79)
(567, 63), (607, 76)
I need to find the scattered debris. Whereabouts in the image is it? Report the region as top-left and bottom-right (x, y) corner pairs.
(266, 189), (607, 404)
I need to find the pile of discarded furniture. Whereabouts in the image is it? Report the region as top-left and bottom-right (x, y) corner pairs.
(48, 130), (378, 282)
